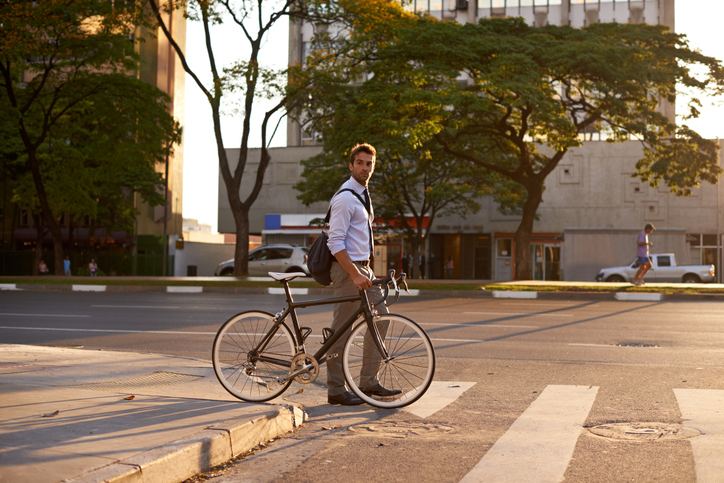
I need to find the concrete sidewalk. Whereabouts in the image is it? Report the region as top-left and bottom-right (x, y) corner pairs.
(0, 344), (305, 483)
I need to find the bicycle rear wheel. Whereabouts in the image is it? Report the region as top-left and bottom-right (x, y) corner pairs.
(212, 311), (295, 402)
(343, 314), (435, 409)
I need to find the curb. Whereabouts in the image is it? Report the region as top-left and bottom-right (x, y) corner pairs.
(67, 405), (306, 483)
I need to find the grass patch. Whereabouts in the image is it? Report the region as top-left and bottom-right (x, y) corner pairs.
(482, 284), (724, 295)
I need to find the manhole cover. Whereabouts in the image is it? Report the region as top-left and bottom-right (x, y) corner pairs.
(589, 422), (701, 441)
(67, 371), (202, 392)
(348, 421), (454, 439)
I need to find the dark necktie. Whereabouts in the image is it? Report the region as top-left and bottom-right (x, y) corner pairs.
(363, 188), (373, 257)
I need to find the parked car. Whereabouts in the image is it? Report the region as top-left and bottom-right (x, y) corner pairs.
(596, 253), (715, 283)
(214, 245), (310, 276)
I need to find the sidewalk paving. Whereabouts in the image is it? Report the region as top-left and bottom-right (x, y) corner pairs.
(0, 344), (305, 483)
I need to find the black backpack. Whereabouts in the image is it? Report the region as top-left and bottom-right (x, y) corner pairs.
(307, 189), (369, 286)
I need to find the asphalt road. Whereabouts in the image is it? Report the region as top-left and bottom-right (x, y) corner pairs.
(2, 291), (723, 482)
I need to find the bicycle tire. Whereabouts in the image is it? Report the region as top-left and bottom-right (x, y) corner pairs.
(212, 311), (295, 402)
(343, 314), (435, 409)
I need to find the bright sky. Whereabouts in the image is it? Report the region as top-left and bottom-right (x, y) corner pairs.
(181, 1), (724, 234)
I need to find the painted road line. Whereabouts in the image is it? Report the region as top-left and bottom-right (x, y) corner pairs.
(268, 287), (309, 295)
(167, 286), (203, 293)
(72, 284), (106, 292)
(674, 388), (724, 483)
(0, 284), (19, 290)
(92, 305), (181, 309)
(0, 313), (91, 318)
(460, 385), (598, 483)
(418, 322), (538, 329)
(614, 292), (663, 302)
(492, 291), (537, 299)
(398, 289), (420, 296)
(404, 381), (476, 419)
(0, 326), (215, 335)
(463, 311), (572, 317)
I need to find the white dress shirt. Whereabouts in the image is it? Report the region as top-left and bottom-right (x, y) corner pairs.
(327, 176), (373, 261)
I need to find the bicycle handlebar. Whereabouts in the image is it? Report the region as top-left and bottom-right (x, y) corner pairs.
(371, 269), (410, 307)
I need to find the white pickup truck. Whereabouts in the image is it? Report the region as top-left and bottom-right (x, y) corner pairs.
(596, 254), (716, 283)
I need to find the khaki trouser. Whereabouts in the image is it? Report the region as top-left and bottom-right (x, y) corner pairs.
(327, 261), (389, 396)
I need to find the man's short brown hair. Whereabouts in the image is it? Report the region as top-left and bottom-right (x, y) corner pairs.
(349, 143), (376, 163)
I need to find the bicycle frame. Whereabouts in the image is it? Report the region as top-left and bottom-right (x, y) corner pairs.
(251, 280), (390, 375)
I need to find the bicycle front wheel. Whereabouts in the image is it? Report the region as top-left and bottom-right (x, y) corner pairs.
(212, 311), (295, 402)
(343, 314), (435, 409)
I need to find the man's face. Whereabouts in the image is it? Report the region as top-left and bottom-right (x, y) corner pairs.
(349, 151), (375, 187)
(645, 228), (654, 235)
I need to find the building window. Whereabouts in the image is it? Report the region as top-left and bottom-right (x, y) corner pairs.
(688, 234), (720, 268)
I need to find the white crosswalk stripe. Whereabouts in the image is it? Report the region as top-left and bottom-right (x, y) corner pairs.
(457, 386), (724, 483)
(460, 385), (598, 483)
(403, 381), (476, 419)
(674, 388), (724, 483)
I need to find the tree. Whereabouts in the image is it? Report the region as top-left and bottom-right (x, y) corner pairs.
(1, 0), (181, 274)
(144, 0), (328, 274)
(290, 0), (503, 279)
(297, 16), (724, 279)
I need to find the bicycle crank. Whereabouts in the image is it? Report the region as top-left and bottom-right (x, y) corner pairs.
(286, 353), (320, 384)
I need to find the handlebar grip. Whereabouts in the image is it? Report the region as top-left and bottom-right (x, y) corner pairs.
(372, 269), (396, 286)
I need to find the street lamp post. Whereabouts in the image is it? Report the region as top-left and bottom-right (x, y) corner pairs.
(162, 147), (169, 277)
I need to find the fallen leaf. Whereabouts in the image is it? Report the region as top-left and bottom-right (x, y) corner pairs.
(448, 384), (461, 388)
(123, 395), (135, 400)
(296, 389), (304, 394)
(335, 425), (342, 429)
(41, 410), (60, 418)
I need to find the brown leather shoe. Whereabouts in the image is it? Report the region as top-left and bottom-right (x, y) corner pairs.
(361, 384), (402, 397)
(328, 391), (364, 405)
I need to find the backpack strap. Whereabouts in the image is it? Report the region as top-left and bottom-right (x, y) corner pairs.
(323, 188), (370, 224)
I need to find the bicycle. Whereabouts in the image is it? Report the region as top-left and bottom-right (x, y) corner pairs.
(212, 269), (435, 409)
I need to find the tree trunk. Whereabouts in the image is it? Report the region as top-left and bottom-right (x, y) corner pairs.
(232, 202), (250, 276)
(514, 182), (543, 280)
(33, 213), (43, 276)
(25, 149), (64, 275)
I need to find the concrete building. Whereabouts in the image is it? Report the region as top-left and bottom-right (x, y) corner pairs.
(218, 0), (724, 281)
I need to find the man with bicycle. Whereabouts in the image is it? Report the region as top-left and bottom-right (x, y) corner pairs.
(326, 143), (401, 405)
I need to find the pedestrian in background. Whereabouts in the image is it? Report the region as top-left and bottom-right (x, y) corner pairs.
(89, 259), (98, 277)
(63, 256), (71, 276)
(445, 256), (454, 279)
(633, 223), (655, 285)
(39, 260), (48, 275)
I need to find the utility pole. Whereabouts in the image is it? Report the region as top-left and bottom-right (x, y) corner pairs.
(162, 147), (169, 277)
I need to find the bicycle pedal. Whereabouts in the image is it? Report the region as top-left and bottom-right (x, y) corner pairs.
(300, 327), (312, 341)
(322, 327), (335, 343)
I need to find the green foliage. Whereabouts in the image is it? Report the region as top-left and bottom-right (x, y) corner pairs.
(0, 0), (181, 241)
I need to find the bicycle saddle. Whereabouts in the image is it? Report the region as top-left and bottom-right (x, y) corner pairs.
(269, 272), (308, 281)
